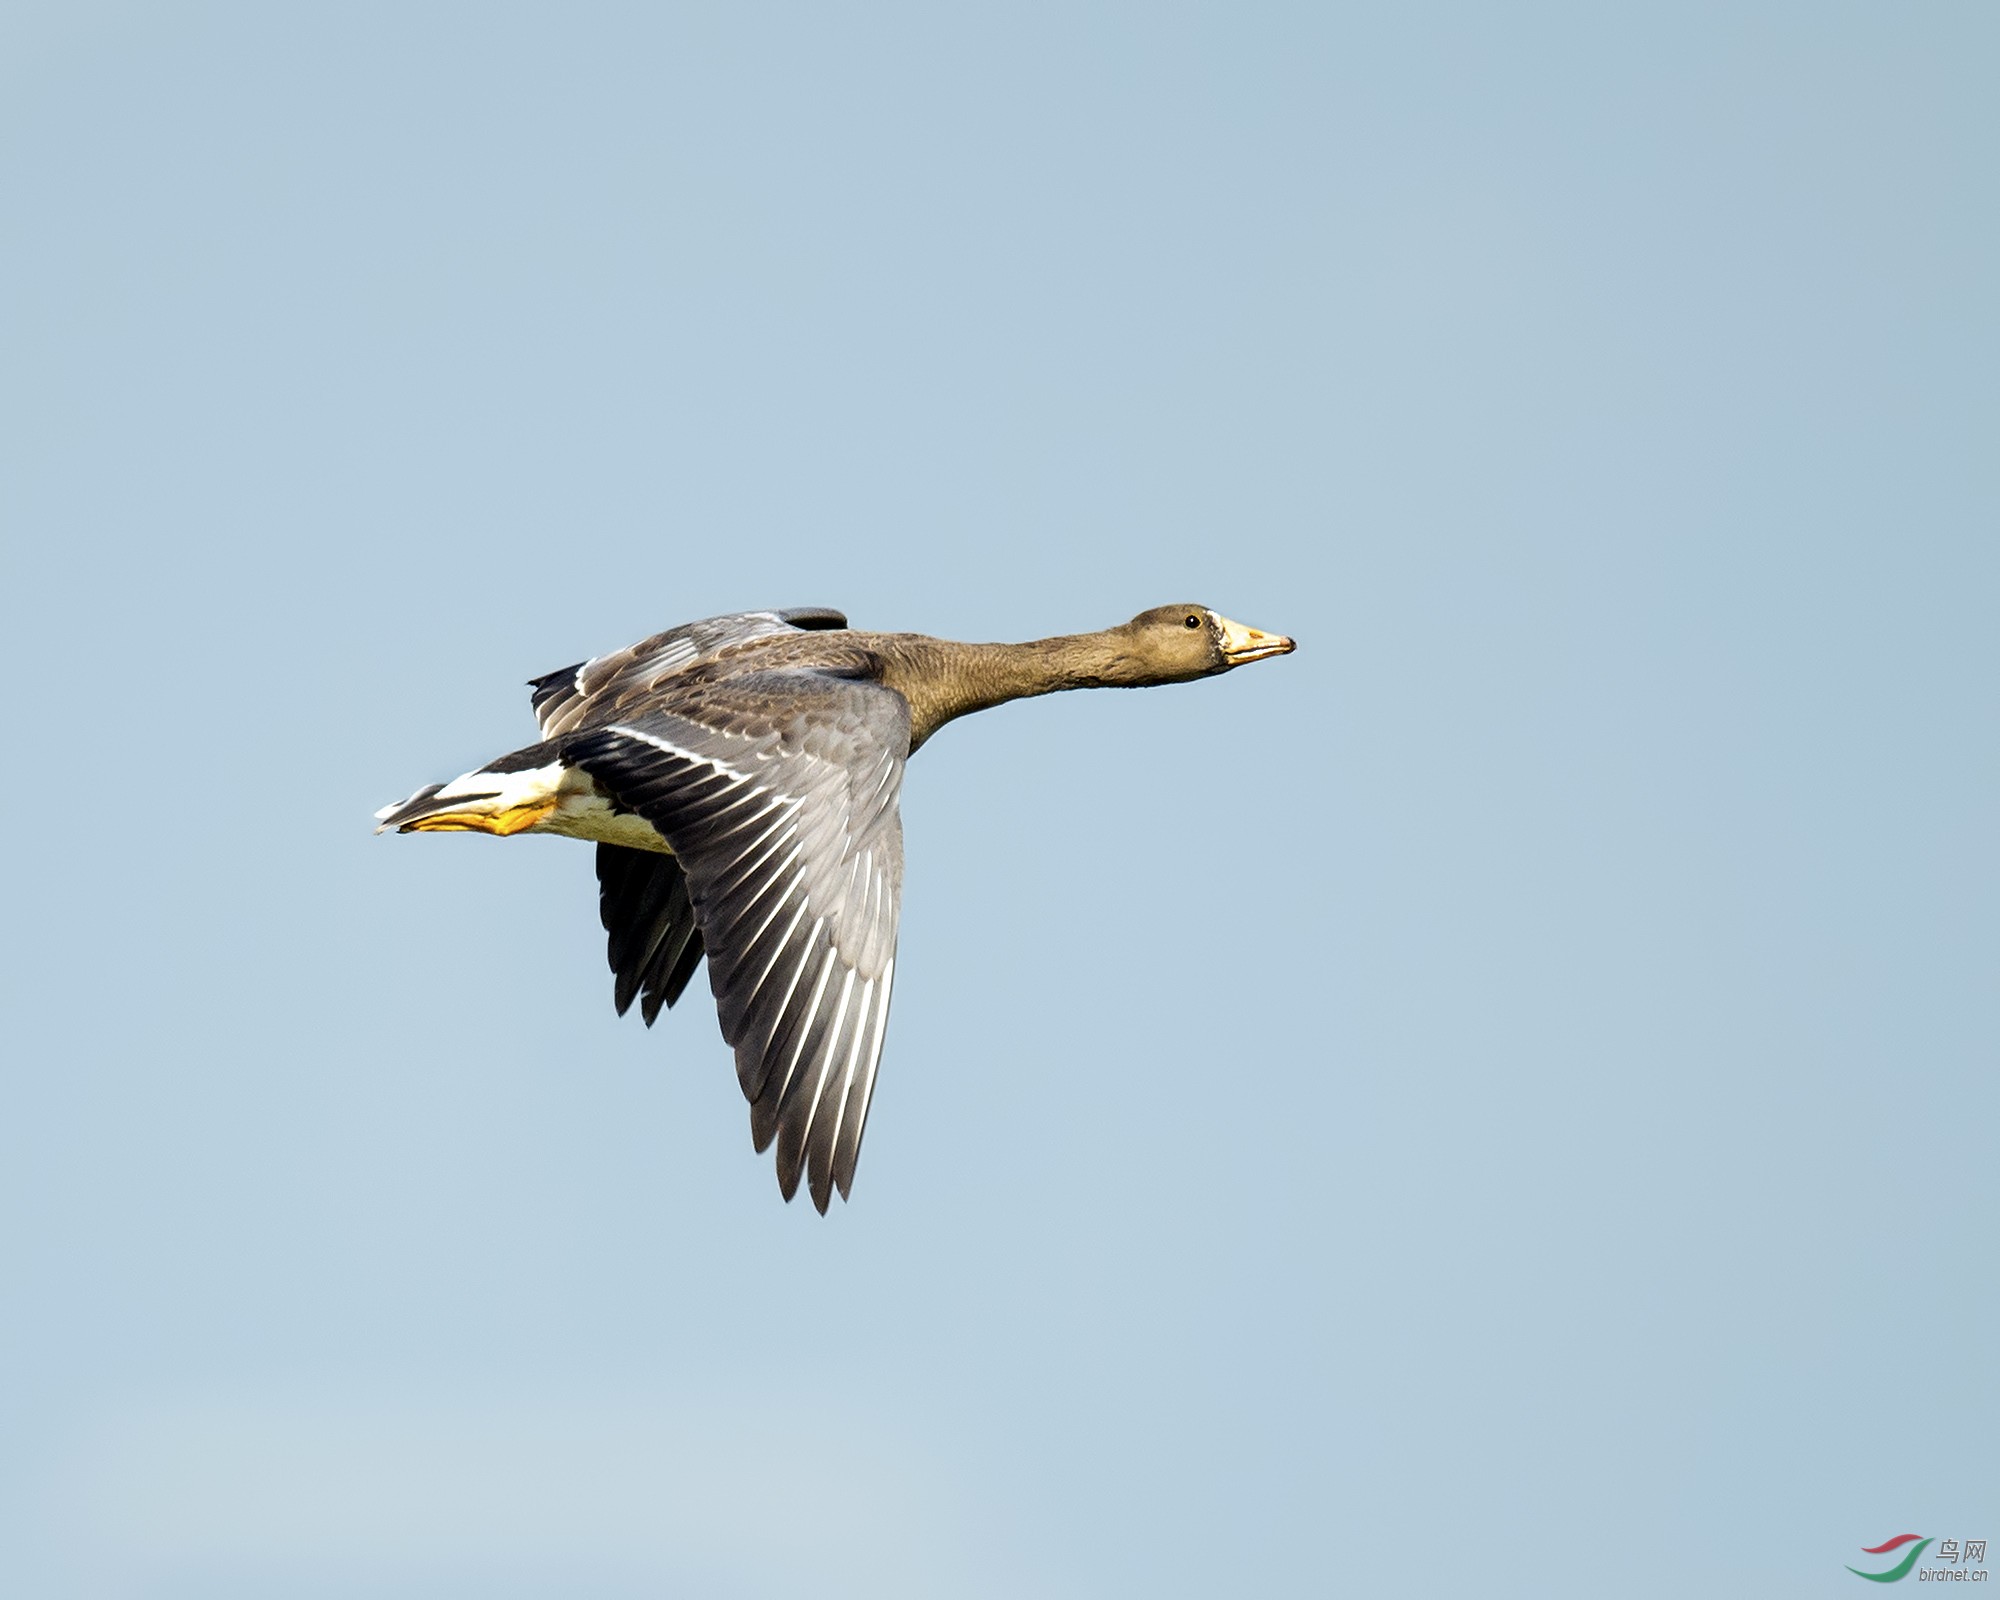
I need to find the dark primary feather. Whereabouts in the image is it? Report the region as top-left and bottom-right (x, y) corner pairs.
(565, 667), (907, 1212)
(596, 846), (706, 1025)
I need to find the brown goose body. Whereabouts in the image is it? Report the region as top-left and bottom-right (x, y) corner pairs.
(376, 604), (1295, 1211)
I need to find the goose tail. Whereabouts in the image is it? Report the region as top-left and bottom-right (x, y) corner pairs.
(373, 751), (566, 836)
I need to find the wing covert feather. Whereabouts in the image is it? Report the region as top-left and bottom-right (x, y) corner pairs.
(529, 607), (848, 738)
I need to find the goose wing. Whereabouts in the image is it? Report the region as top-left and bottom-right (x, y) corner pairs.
(563, 667), (907, 1211)
(529, 607), (848, 738)
(595, 844), (707, 1027)
(552, 612), (848, 1023)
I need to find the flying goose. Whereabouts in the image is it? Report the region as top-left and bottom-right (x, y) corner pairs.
(376, 604), (1295, 1211)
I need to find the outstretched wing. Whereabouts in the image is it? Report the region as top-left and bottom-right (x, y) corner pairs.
(529, 607), (848, 738)
(596, 845), (707, 1026)
(564, 668), (907, 1212)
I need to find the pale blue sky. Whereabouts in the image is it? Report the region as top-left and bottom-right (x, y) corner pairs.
(2, 5), (1994, 1596)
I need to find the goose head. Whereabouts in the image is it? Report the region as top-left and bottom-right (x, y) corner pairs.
(1117, 604), (1296, 683)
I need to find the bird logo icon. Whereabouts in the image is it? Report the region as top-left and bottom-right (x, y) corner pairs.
(1848, 1535), (1933, 1583)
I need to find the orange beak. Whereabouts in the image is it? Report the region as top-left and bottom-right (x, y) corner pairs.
(1216, 614), (1297, 665)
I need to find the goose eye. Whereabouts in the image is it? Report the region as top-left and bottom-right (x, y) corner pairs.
(1184, 614), (1201, 629)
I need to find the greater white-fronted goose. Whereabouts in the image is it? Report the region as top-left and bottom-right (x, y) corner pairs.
(377, 605), (1295, 1210)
